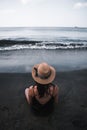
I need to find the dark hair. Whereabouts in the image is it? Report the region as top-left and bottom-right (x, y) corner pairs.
(33, 82), (55, 98)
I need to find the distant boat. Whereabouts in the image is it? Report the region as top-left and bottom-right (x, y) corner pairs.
(74, 26), (79, 28)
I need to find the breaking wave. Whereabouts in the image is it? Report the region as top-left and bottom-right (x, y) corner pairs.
(0, 39), (87, 51)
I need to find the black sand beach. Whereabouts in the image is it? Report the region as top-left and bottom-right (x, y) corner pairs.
(0, 69), (87, 130)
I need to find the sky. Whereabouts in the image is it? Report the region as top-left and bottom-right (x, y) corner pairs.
(0, 0), (87, 27)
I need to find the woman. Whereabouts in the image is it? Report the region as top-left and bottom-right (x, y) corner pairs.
(25, 62), (59, 116)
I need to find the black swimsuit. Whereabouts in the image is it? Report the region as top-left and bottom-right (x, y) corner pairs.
(30, 86), (55, 116)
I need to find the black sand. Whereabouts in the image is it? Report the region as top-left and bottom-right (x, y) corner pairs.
(0, 69), (87, 130)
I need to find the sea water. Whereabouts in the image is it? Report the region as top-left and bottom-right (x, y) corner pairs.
(0, 27), (87, 72)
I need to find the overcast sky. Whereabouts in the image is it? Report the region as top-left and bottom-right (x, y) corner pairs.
(0, 0), (87, 27)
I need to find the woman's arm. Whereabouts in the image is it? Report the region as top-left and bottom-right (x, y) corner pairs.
(25, 86), (34, 104)
(53, 85), (59, 103)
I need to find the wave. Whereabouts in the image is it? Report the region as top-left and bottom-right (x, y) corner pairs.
(0, 39), (87, 51)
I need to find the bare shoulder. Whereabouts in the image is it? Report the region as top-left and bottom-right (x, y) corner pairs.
(28, 86), (34, 97)
(55, 85), (59, 91)
(49, 84), (59, 96)
(53, 84), (59, 96)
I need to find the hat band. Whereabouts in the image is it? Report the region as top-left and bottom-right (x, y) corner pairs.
(34, 67), (51, 79)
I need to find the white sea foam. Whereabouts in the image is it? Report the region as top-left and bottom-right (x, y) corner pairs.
(0, 42), (87, 51)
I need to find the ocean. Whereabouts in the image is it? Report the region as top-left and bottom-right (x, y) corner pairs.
(0, 27), (87, 72)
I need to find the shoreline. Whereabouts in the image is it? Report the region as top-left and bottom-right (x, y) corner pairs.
(0, 49), (87, 73)
(0, 69), (87, 130)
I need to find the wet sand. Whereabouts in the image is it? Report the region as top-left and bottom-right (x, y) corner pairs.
(0, 69), (87, 130)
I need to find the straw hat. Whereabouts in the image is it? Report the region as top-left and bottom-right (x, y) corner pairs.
(32, 62), (56, 84)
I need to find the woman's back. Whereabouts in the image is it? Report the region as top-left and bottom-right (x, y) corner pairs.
(29, 84), (58, 116)
(32, 84), (56, 105)
(28, 83), (58, 105)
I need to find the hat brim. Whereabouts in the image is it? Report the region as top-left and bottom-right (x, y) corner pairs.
(32, 64), (56, 84)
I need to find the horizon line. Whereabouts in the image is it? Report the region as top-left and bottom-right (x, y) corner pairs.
(0, 26), (87, 28)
